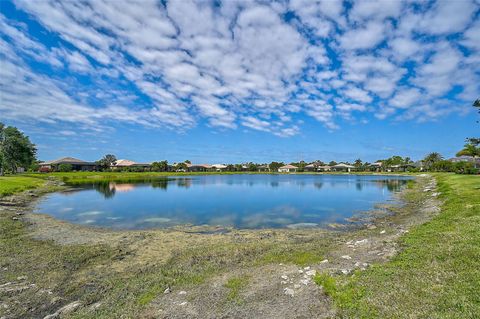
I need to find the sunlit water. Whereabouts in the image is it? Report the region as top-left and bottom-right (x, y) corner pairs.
(34, 174), (413, 230)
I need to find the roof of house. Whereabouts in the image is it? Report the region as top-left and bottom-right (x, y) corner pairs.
(449, 156), (480, 163)
(370, 162), (383, 166)
(279, 164), (298, 169)
(211, 164), (227, 169)
(42, 157), (91, 165)
(187, 164), (212, 168)
(332, 163), (355, 168)
(115, 159), (137, 166)
(114, 159), (151, 166)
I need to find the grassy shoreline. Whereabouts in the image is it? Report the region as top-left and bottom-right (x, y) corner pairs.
(315, 174), (480, 318)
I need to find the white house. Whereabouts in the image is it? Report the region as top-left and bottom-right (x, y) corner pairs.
(278, 164), (298, 173)
(332, 163), (355, 172)
(211, 164), (228, 171)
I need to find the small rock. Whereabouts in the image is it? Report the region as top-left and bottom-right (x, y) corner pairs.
(354, 239), (368, 246)
(178, 291), (187, 295)
(294, 284), (301, 289)
(300, 279), (309, 286)
(367, 224), (377, 230)
(380, 230), (386, 234)
(305, 270), (316, 276)
(298, 269), (304, 274)
(163, 287), (171, 294)
(17, 276), (27, 281)
(283, 287), (295, 297)
(303, 266), (310, 270)
(280, 280), (288, 285)
(178, 301), (188, 306)
(89, 302), (102, 311)
(319, 259), (329, 264)
(341, 269), (350, 275)
(281, 275), (288, 280)
(43, 301), (81, 319)
(12, 217), (19, 221)
(341, 255), (352, 260)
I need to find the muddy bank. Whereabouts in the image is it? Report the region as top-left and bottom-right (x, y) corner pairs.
(0, 175), (440, 319)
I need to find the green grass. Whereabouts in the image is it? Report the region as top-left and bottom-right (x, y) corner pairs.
(0, 211), (116, 318)
(318, 174), (480, 318)
(0, 175), (45, 196)
(261, 248), (325, 266)
(224, 276), (250, 302)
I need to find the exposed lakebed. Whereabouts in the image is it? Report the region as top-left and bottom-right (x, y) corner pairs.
(33, 174), (413, 230)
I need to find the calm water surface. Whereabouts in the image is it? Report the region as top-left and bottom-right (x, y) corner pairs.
(34, 174), (413, 230)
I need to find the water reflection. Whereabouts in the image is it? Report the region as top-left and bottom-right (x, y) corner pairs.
(37, 175), (413, 229)
(85, 177), (408, 199)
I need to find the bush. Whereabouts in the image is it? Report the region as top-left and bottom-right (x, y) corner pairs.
(57, 163), (73, 172)
(454, 162), (478, 174)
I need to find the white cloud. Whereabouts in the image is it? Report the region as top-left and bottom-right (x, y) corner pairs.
(1, 0), (479, 136)
(349, 0), (403, 22)
(461, 19), (480, 51)
(418, 0), (476, 34)
(343, 86), (373, 103)
(388, 37), (421, 61)
(389, 88), (422, 109)
(339, 21), (386, 50)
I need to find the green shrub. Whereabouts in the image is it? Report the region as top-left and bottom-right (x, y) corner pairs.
(57, 163), (73, 172)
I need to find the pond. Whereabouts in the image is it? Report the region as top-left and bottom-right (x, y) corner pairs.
(34, 174), (413, 230)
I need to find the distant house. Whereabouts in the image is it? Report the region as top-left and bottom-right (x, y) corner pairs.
(414, 160), (425, 171)
(332, 163), (355, 172)
(304, 162), (323, 172)
(257, 164), (270, 172)
(370, 162), (383, 172)
(112, 159), (151, 170)
(187, 164), (212, 172)
(449, 156), (480, 169)
(317, 165), (332, 172)
(278, 164), (298, 173)
(211, 164), (227, 172)
(304, 162), (331, 172)
(39, 157), (97, 171)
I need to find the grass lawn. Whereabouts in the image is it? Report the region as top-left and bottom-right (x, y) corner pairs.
(317, 174), (480, 318)
(0, 176), (46, 197)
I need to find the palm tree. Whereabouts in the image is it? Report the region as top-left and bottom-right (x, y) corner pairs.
(423, 152), (443, 169)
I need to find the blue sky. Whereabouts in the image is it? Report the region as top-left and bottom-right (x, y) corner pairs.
(0, 0), (479, 164)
